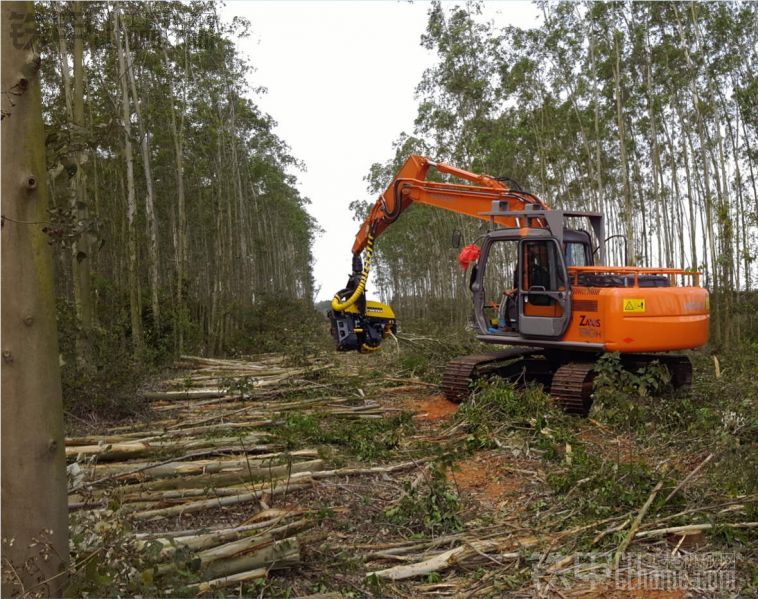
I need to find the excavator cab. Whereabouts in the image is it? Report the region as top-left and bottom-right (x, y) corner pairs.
(473, 227), (579, 340)
(519, 237), (571, 337)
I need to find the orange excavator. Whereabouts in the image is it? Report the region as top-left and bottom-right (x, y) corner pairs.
(328, 155), (709, 414)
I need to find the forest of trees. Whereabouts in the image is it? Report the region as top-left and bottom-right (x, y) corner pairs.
(360, 1), (757, 346)
(3, 2), (756, 596)
(36, 1), (317, 404)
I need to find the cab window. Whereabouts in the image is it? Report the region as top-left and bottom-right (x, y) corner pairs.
(521, 241), (566, 292)
(565, 242), (589, 267)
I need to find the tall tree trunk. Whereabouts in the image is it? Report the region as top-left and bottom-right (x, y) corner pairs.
(55, 3), (93, 334)
(660, 115), (686, 269)
(729, 108), (750, 290)
(163, 46), (187, 352)
(122, 13), (160, 329)
(587, 24), (605, 214)
(1, 3), (69, 595)
(114, 8), (143, 357)
(675, 98), (698, 271)
(613, 32), (634, 264)
(71, 1), (94, 330)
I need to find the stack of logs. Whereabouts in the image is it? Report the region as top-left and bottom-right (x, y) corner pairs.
(65, 354), (414, 592)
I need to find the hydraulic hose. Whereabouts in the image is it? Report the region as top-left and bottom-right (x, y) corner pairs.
(383, 180), (404, 223)
(331, 234), (375, 312)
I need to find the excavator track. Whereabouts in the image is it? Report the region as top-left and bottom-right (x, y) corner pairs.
(442, 348), (538, 403)
(549, 362), (596, 416)
(442, 351), (692, 415)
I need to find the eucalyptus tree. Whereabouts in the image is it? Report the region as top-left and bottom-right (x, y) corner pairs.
(2, 2), (69, 594)
(366, 0), (756, 343)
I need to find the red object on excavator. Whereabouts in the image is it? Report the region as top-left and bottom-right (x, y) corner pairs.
(458, 244), (480, 270)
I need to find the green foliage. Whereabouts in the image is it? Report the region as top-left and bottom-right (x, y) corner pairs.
(458, 380), (575, 455)
(590, 352), (672, 430)
(453, 376), (679, 528)
(390, 325), (484, 382)
(398, 353), (432, 377)
(587, 344), (757, 505)
(384, 462), (462, 535)
(58, 277), (188, 417)
(66, 507), (197, 598)
(217, 296), (331, 358)
(57, 299), (147, 418)
(546, 448), (663, 522)
(275, 411), (413, 462)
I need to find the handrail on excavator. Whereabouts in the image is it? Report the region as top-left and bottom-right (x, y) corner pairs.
(568, 266), (702, 287)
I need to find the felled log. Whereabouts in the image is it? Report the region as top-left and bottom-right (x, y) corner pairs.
(310, 460), (426, 479)
(145, 390), (231, 401)
(159, 534), (299, 578)
(367, 536), (538, 580)
(65, 433), (269, 461)
(634, 521), (757, 539)
(185, 567), (267, 593)
(134, 508), (303, 540)
(202, 536), (299, 578)
(146, 517), (309, 557)
(130, 478), (313, 521)
(117, 458), (324, 493)
(66, 421), (271, 448)
(78, 449), (319, 483)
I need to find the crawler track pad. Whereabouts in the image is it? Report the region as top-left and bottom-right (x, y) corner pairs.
(442, 348), (541, 403)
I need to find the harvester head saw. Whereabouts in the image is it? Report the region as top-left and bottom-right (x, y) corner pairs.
(328, 298), (396, 352)
(328, 239), (396, 352)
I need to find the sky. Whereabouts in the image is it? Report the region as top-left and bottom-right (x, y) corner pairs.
(220, 1), (540, 301)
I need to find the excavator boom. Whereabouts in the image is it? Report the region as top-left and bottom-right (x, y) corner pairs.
(328, 154), (554, 354)
(351, 155), (548, 254)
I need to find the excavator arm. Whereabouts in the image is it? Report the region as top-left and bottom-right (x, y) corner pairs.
(328, 154), (550, 353)
(351, 155), (548, 254)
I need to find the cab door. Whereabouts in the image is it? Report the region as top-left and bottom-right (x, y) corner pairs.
(518, 238), (571, 338)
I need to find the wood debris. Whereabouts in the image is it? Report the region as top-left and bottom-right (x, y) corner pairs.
(65, 354), (417, 590)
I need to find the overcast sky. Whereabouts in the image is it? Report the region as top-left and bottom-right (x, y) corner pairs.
(221, 1), (539, 301)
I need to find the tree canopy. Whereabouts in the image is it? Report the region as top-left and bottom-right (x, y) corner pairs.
(39, 1), (318, 374)
(360, 1), (757, 344)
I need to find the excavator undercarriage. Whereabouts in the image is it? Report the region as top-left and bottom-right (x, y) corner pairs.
(441, 350), (693, 416)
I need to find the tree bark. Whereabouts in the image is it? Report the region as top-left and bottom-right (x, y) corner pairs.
(1, 3), (69, 595)
(122, 15), (160, 329)
(114, 7), (143, 357)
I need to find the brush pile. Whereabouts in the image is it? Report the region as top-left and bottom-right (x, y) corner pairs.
(65, 354), (410, 592)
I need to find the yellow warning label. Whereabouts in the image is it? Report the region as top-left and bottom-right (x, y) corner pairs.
(623, 298), (646, 313)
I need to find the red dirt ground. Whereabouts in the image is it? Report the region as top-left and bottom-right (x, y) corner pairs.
(412, 394), (459, 421)
(447, 450), (530, 510)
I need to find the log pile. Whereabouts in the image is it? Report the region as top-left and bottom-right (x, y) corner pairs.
(65, 354), (413, 591)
